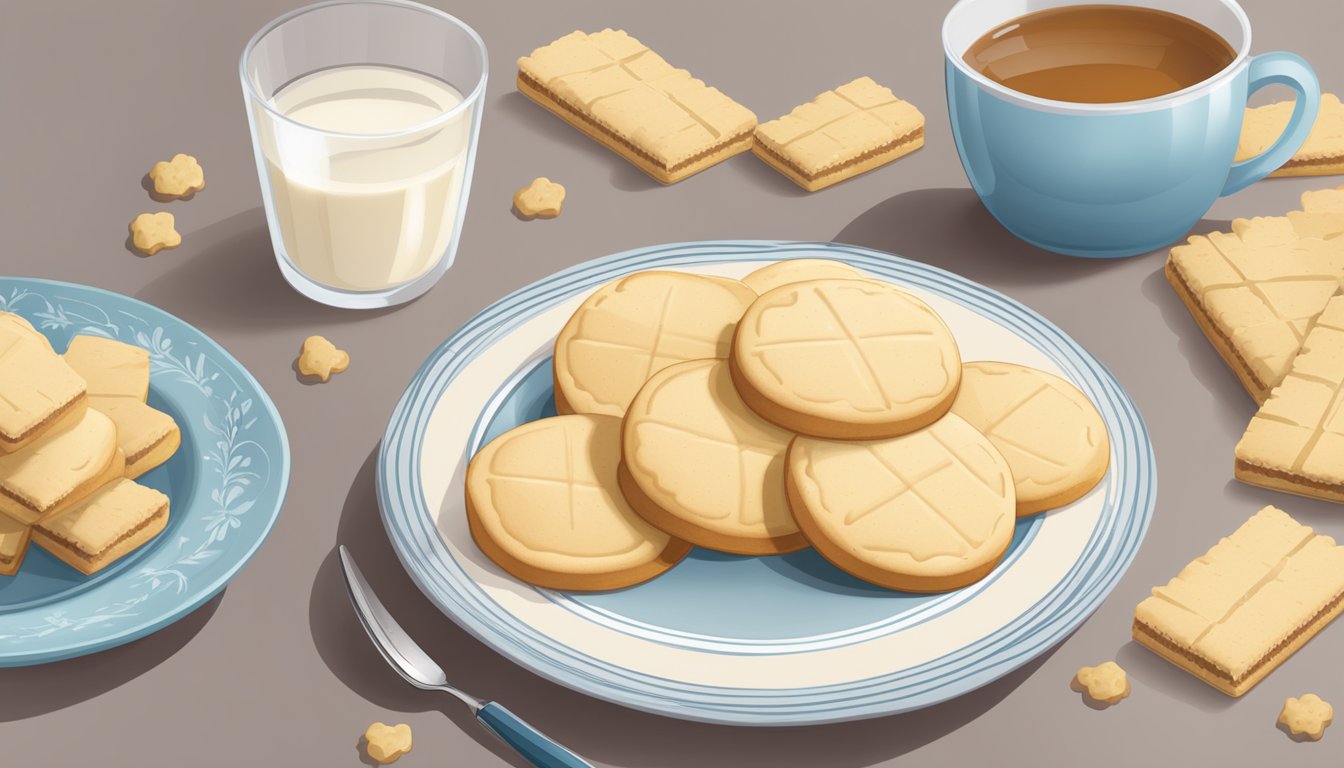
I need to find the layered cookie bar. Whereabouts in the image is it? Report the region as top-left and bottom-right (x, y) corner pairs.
(517, 29), (757, 184)
(1133, 506), (1344, 696)
(33, 478), (169, 575)
(0, 410), (125, 525)
(1236, 295), (1344, 500)
(0, 317), (87, 454)
(753, 77), (924, 191)
(64, 335), (181, 479)
(1166, 213), (1344, 402)
(1239, 93), (1344, 178)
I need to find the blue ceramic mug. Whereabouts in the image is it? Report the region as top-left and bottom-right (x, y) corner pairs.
(944, 0), (1320, 258)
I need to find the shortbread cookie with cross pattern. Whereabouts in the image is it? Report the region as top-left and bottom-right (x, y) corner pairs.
(741, 258), (866, 295)
(1237, 295), (1344, 502)
(465, 414), (692, 591)
(517, 29), (756, 184)
(1166, 198), (1344, 403)
(786, 414), (1016, 592)
(553, 270), (757, 418)
(620, 359), (805, 556)
(753, 77), (925, 192)
(732, 279), (961, 439)
(950, 362), (1109, 517)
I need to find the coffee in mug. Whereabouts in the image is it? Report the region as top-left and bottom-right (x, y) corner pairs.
(963, 4), (1236, 103)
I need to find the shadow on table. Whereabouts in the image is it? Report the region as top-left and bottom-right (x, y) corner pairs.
(0, 591), (222, 721)
(1114, 641), (1236, 713)
(310, 447), (1054, 767)
(135, 208), (400, 333)
(493, 90), (663, 194)
(1137, 240), (1257, 417)
(833, 187), (1160, 286)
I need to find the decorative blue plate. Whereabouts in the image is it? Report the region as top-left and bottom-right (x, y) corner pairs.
(0, 278), (289, 666)
(379, 241), (1154, 725)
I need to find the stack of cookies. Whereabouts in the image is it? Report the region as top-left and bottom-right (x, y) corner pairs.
(466, 261), (1111, 593)
(0, 312), (178, 576)
(1166, 185), (1344, 502)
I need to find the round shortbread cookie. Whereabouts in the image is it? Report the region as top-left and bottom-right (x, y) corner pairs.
(554, 270), (757, 417)
(731, 279), (961, 439)
(620, 359), (806, 555)
(950, 361), (1110, 516)
(466, 414), (691, 591)
(741, 259), (864, 294)
(786, 414), (1016, 592)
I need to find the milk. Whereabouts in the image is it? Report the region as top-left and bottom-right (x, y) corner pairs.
(259, 65), (470, 292)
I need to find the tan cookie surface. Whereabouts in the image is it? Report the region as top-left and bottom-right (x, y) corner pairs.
(1236, 295), (1344, 499)
(753, 77), (924, 191)
(466, 414), (690, 590)
(0, 312), (52, 351)
(741, 259), (864, 294)
(786, 414), (1015, 592)
(148, 153), (205, 198)
(1133, 506), (1344, 696)
(1280, 694), (1333, 740)
(129, 212), (181, 256)
(91, 396), (180, 479)
(0, 514), (29, 576)
(1238, 93), (1344, 176)
(1073, 661), (1130, 705)
(514, 177), (565, 218)
(951, 362), (1109, 516)
(621, 359), (804, 555)
(554, 270), (756, 417)
(363, 722), (413, 765)
(64, 336), (150, 400)
(732, 279), (960, 439)
(517, 29), (756, 183)
(1166, 209), (1344, 402)
(0, 321), (87, 452)
(297, 335), (349, 382)
(0, 410), (124, 524)
(34, 478), (169, 575)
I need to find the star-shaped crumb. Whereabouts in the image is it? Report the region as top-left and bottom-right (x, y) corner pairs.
(513, 177), (565, 219)
(129, 212), (182, 256)
(296, 335), (349, 382)
(148, 153), (205, 199)
(1071, 661), (1130, 706)
(363, 722), (412, 764)
(1280, 694), (1333, 741)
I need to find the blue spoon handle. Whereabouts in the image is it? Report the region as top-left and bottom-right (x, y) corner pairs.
(476, 702), (592, 768)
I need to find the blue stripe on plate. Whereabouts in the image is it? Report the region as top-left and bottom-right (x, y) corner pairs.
(376, 242), (1154, 725)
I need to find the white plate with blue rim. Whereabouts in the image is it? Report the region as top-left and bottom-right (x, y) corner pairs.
(0, 278), (288, 666)
(378, 241), (1154, 725)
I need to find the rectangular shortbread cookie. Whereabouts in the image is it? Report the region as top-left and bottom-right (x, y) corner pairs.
(1236, 295), (1344, 501)
(0, 322), (87, 453)
(517, 29), (757, 184)
(33, 478), (168, 575)
(1133, 506), (1344, 696)
(1238, 93), (1344, 177)
(752, 77), (925, 192)
(1166, 192), (1344, 403)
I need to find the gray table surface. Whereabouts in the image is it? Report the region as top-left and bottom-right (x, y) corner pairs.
(3, 0), (1343, 765)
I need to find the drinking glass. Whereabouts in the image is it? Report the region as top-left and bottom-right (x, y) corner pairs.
(240, 0), (487, 308)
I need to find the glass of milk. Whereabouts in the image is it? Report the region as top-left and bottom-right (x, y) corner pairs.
(239, 0), (487, 308)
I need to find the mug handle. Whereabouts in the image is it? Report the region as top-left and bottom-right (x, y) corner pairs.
(1221, 52), (1320, 195)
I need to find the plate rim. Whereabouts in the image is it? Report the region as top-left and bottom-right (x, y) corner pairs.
(378, 240), (1155, 725)
(0, 277), (291, 666)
